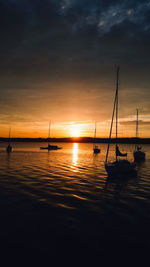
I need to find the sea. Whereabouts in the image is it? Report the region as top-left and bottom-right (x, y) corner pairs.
(0, 142), (150, 263)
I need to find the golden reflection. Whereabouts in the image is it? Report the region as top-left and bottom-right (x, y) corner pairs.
(72, 143), (78, 167)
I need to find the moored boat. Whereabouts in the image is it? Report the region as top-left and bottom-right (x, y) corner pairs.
(40, 144), (62, 150)
(93, 122), (100, 154)
(93, 145), (100, 154)
(133, 109), (145, 162)
(105, 159), (136, 177)
(105, 67), (137, 178)
(40, 121), (62, 150)
(6, 128), (12, 153)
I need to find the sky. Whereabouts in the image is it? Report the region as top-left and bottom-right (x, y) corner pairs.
(0, 0), (150, 138)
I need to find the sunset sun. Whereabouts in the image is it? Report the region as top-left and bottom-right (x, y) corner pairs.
(71, 127), (80, 137)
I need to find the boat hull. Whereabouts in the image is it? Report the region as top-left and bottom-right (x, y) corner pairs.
(105, 160), (137, 178)
(6, 145), (12, 153)
(93, 148), (100, 154)
(40, 145), (62, 150)
(133, 151), (145, 162)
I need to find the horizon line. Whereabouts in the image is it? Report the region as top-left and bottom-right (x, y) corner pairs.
(1, 136), (150, 140)
(0, 136), (150, 139)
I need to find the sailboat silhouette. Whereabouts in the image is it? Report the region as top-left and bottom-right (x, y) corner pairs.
(6, 127), (12, 153)
(133, 109), (145, 162)
(105, 67), (136, 178)
(40, 121), (62, 150)
(93, 122), (100, 154)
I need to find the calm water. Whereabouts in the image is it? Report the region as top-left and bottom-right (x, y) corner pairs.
(0, 142), (150, 259)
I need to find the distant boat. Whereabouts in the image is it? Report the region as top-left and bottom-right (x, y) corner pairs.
(40, 122), (62, 150)
(133, 109), (145, 162)
(105, 67), (136, 178)
(6, 127), (12, 153)
(93, 122), (100, 154)
(40, 144), (62, 150)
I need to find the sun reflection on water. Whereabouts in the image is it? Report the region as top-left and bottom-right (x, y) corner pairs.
(72, 143), (78, 168)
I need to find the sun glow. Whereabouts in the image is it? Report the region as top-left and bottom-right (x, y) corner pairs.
(71, 127), (80, 137)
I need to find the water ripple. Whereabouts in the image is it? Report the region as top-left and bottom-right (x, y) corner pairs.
(0, 142), (150, 226)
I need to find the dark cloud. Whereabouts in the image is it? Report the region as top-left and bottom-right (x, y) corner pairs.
(0, 1), (149, 94)
(0, 0), (150, 77)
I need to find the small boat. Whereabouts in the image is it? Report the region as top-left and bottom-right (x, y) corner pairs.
(6, 128), (12, 153)
(40, 144), (62, 150)
(133, 109), (145, 162)
(94, 145), (100, 154)
(105, 67), (136, 178)
(7, 144), (12, 153)
(40, 121), (62, 150)
(93, 122), (100, 154)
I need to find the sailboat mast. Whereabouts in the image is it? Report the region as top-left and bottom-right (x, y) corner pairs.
(136, 109), (138, 139)
(93, 122), (96, 148)
(48, 121), (51, 146)
(135, 108), (139, 150)
(9, 127), (11, 145)
(116, 67), (119, 161)
(105, 75), (118, 162)
(95, 122), (96, 140)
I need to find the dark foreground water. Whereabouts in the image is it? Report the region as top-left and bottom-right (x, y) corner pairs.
(0, 142), (150, 263)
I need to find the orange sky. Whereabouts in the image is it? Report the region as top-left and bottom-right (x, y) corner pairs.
(1, 75), (150, 138)
(1, 117), (150, 139)
(1, 77), (150, 138)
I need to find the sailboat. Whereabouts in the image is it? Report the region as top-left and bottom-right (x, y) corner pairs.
(40, 122), (62, 150)
(105, 67), (136, 178)
(93, 122), (100, 154)
(133, 109), (145, 162)
(6, 127), (12, 153)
